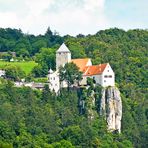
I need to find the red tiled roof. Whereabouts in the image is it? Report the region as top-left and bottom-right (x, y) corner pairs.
(71, 58), (90, 72)
(70, 58), (108, 76)
(84, 63), (108, 76)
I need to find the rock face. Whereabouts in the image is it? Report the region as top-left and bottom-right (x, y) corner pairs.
(87, 90), (96, 120)
(100, 86), (122, 133)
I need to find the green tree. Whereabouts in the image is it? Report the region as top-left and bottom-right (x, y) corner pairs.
(49, 140), (74, 148)
(5, 65), (25, 81)
(59, 62), (82, 90)
(16, 48), (30, 58)
(42, 84), (51, 102)
(2, 53), (12, 61)
(35, 47), (56, 70)
(32, 63), (48, 77)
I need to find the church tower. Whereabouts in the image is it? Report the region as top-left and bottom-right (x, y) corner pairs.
(56, 43), (71, 70)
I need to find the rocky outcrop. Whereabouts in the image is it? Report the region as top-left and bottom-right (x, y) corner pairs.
(87, 90), (96, 120)
(100, 86), (122, 133)
(78, 88), (97, 121)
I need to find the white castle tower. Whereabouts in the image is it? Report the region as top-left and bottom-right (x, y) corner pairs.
(56, 43), (71, 70)
(47, 68), (60, 93)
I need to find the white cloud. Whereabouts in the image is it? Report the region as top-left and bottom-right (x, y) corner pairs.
(0, 0), (108, 35)
(0, 12), (19, 28)
(25, 0), (53, 16)
(84, 0), (104, 11)
(44, 0), (108, 35)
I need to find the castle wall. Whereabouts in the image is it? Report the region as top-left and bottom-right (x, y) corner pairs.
(101, 64), (115, 87)
(48, 71), (60, 93)
(56, 52), (71, 70)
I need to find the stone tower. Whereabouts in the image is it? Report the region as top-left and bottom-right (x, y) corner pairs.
(56, 43), (71, 70)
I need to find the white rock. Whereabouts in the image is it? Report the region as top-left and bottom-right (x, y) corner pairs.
(100, 86), (122, 133)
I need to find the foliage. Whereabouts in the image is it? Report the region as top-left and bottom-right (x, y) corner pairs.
(4, 65), (25, 81)
(33, 77), (48, 83)
(1, 52), (12, 61)
(35, 47), (56, 70)
(0, 27), (147, 147)
(59, 62), (82, 89)
(31, 64), (48, 77)
(0, 82), (134, 148)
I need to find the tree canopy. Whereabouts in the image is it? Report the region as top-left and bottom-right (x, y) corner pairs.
(0, 27), (147, 147)
(59, 62), (82, 89)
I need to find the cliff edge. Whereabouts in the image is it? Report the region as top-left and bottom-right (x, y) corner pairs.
(100, 86), (122, 133)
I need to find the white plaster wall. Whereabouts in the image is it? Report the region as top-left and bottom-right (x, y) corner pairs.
(48, 72), (60, 93)
(80, 75), (102, 86)
(94, 75), (102, 85)
(101, 64), (115, 87)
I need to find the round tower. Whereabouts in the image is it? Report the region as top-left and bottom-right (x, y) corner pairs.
(56, 43), (71, 70)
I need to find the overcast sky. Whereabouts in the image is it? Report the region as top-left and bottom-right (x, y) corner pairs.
(0, 0), (147, 36)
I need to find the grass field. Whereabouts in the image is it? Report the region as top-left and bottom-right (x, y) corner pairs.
(0, 61), (38, 74)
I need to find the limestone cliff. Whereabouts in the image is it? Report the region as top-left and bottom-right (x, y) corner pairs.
(100, 86), (122, 133)
(87, 90), (96, 121)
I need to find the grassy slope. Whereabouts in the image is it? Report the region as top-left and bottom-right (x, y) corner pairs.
(0, 61), (37, 74)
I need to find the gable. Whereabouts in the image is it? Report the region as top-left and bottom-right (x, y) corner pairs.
(102, 63), (114, 75)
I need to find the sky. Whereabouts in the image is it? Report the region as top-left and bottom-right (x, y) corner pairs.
(0, 0), (147, 36)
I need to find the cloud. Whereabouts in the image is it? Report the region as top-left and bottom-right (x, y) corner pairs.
(84, 0), (104, 11)
(0, 0), (147, 36)
(25, 0), (53, 15)
(0, 12), (19, 27)
(0, 0), (108, 35)
(44, 0), (108, 35)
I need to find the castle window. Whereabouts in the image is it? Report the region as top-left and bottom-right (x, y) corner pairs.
(104, 75), (112, 78)
(104, 80), (106, 82)
(53, 77), (55, 80)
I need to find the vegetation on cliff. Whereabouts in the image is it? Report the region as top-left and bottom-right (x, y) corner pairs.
(0, 27), (147, 147)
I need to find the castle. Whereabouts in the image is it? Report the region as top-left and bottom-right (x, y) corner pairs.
(47, 43), (115, 93)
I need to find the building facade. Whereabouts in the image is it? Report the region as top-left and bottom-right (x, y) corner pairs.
(47, 43), (115, 93)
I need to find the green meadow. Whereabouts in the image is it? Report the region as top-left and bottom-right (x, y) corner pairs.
(0, 61), (38, 74)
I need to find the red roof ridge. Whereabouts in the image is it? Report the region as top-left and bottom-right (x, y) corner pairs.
(84, 63), (108, 76)
(85, 63), (108, 68)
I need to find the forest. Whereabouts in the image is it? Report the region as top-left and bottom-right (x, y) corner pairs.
(0, 27), (148, 147)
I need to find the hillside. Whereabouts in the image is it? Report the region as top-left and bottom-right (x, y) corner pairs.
(0, 28), (148, 147)
(0, 61), (37, 75)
